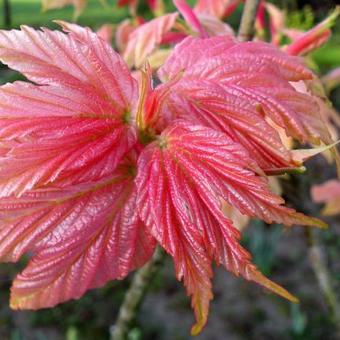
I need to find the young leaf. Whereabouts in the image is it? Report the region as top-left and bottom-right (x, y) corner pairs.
(123, 13), (178, 68)
(158, 37), (332, 146)
(0, 25), (137, 112)
(1, 161), (155, 309)
(151, 79), (298, 171)
(0, 83), (136, 197)
(136, 120), (323, 334)
(194, 0), (235, 19)
(286, 6), (340, 56)
(0, 22), (331, 336)
(173, 0), (208, 38)
(0, 25), (139, 197)
(312, 179), (340, 216)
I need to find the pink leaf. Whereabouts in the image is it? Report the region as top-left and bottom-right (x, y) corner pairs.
(5, 160), (155, 309)
(123, 13), (178, 68)
(173, 0), (208, 38)
(158, 36), (235, 82)
(312, 179), (340, 216)
(158, 37), (331, 145)
(136, 120), (324, 334)
(312, 179), (340, 203)
(0, 81), (136, 197)
(0, 24), (137, 112)
(151, 79), (297, 171)
(115, 19), (139, 53)
(0, 24), (139, 197)
(197, 14), (234, 37)
(96, 24), (114, 44)
(286, 7), (339, 56)
(194, 0), (235, 19)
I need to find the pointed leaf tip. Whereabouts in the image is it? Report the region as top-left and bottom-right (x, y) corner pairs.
(191, 321), (205, 336)
(173, 0), (208, 38)
(190, 301), (206, 336)
(249, 267), (299, 304)
(9, 294), (28, 310)
(292, 213), (328, 229)
(10, 297), (18, 310)
(316, 219), (328, 229)
(292, 141), (340, 164)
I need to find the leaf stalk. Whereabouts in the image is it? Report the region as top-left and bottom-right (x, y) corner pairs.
(238, 0), (260, 41)
(110, 246), (166, 340)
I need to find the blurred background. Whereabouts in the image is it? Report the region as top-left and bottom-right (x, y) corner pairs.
(0, 0), (340, 339)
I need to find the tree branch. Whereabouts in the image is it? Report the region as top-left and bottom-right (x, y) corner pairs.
(110, 246), (166, 340)
(281, 173), (340, 336)
(3, 0), (12, 28)
(238, 0), (260, 41)
(305, 229), (340, 336)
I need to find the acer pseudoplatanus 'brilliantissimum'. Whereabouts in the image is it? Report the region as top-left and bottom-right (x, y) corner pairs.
(0, 21), (334, 335)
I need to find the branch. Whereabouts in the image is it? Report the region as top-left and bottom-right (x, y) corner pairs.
(305, 229), (340, 336)
(238, 0), (260, 41)
(110, 246), (166, 340)
(280, 174), (340, 336)
(3, 0), (12, 28)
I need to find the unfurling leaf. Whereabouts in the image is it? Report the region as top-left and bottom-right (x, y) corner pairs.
(286, 6), (340, 56)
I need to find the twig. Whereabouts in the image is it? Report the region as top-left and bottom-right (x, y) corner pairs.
(3, 0), (12, 28)
(110, 246), (166, 340)
(305, 229), (340, 336)
(281, 174), (340, 336)
(238, 0), (260, 41)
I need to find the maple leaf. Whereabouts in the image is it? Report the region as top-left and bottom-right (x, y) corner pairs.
(136, 120), (323, 334)
(312, 180), (340, 216)
(194, 0), (239, 19)
(173, 0), (208, 38)
(197, 14), (234, 37)
(115, 18), (141, 53)
(286, 6), (339, 56)
(157, 36), (332, 150)
(96, 24), (114, 44)
(123, 13), (178, 68)
(0, 24), (138, 197)
(6, 164), (156, 309)
(0, 23), (328, 335)
(0, 24), (156, 308)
